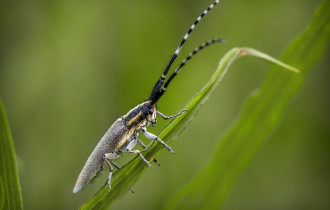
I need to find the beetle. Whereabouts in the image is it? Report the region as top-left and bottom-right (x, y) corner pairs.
(73, 0), (223, 193)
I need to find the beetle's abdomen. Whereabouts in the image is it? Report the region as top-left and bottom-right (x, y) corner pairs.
(73, 118), (129, 193)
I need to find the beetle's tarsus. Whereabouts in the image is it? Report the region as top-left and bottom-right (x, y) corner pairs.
(129, 149), (152, 166)
(139, 153), (152, 167)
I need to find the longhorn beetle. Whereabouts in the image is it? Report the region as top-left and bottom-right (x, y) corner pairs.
(73, 0), (223, 193)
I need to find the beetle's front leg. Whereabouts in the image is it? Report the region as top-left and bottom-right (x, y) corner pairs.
(157, 109), (188, 120)
(141, 128), (175, 154)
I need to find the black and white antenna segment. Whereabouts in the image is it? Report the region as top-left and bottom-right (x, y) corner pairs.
(150, 0), (222, 103)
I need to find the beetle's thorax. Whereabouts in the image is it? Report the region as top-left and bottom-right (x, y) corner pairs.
(123, 100), (157, 130)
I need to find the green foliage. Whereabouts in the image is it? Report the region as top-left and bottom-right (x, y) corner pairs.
(80, 47), (298, 209)
(164, 1), (330, 209)
(0, 100), (23, 210)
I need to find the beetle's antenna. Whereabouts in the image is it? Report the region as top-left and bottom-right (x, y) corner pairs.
(163, 38), (225, 90)
(150, 0), (220, 102)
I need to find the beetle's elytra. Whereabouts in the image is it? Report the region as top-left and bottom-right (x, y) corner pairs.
(73, 0), (223, 193)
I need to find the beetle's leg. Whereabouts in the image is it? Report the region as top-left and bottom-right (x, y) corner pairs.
(103, 158), (113, 192)
(141, 128), (175, 154)
(134, 133), (146, 149)
(111, 161), (120, 170)
(104, 152), (120, 160)
(103, 153), (120, 191)
(138, 139), (146, 149)
(109, 160), (135, 193)
(136, 134), (147, 149)
(128, 150), (152, 166)
(125, 137), (151, 166)
(157, 110), (187, 120)
(141, 139), (155, 152)
(136, 135), (160, 166)
(125, 137), (138, 151)
(107, 162), (113, 192)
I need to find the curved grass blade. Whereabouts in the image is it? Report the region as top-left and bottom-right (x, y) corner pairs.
(80, 46), (298, 209)
(164, 1), (330, 209)
(0, 100), (23, 210)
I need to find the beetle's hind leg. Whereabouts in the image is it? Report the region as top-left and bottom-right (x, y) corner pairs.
(106, 161), (113, 192)
(103, 153), (120, 191)
(111, 161), (120, 170)
(108, 160), (135, 193)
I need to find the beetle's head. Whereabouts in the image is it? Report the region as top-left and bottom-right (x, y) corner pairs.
(142, 100), (157, 126)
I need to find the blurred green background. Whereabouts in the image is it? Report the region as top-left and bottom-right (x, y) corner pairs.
(0, 0), (329, 209)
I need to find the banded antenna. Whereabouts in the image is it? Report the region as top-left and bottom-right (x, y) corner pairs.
(150, 0), (221, 103)
(163, 38), (225, 90)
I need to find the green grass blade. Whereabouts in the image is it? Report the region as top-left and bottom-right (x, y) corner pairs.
(80, 49), (299, 209)
(0, 100), (23, 210)
(164, 1), (330, 209)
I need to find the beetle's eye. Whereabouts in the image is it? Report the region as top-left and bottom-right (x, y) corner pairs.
(146, 104), (153, 114)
